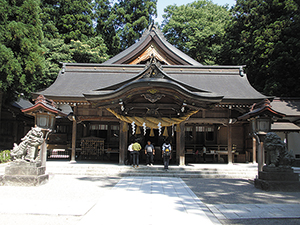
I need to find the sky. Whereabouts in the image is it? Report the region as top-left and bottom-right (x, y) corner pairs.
(155, 0), (236, 24)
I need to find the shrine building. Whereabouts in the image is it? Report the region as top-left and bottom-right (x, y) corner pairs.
(35, 25), (268, 165)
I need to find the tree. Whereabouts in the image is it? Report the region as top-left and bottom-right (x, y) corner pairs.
(220, 0), (300, 97)
(162, 0), (230, 65)
(40, 0), (95, 43)
(42, 38), (73, 85)
(69, 37), (109, 63)
(0, 0), (46, 101)
(42, 36), (109, 84)
(95, 0), (120, 56)
(113, 0), (157, 50)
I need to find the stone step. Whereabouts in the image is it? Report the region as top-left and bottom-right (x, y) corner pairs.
(45, 164), (258, 179)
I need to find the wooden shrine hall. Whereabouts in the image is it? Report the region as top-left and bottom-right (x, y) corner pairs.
(35, 25), (267, 165)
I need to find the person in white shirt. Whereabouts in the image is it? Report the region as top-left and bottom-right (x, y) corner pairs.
(128, 142), (134, 165)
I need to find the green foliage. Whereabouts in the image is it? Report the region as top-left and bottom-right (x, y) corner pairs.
(69, 37), (109, 63)
(42, 38), (73, 85)
(95, 0), (120, 56)
(0, 150), (11, 163)
(0, 0), (157, 102)
(113, 0), (157, 51)
(162, 0), (230, 65)
(41, 0), (95, 43)
(42, 37), (109, 83)
(0, 0), (46, 101)
(220, 0), (300, 97)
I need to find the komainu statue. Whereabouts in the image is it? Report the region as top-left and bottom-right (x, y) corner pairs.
(264, 132), (295, 168)
(11, 127), (44, 162)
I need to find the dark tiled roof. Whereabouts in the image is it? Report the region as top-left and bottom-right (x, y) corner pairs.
(271, 98), (300, 117)
(271, 122), (300, 131)
(11, 98), (33, 109)
(36, 64), (144, 100)
(37, 63), (266, 103)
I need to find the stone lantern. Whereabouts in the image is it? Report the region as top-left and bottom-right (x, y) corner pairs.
(239, 100), (300, 191)
(2, 95), (66, 186)
(21, 95), (67, 167)
(238, 99), (284, 172)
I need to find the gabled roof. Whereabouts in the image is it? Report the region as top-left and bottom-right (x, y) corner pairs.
(103, 25), (202, 66)
(36, 26), (267, 104)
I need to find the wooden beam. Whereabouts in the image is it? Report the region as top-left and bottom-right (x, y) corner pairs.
(77, 116), (119, 122)
(185, 118), (228, 124)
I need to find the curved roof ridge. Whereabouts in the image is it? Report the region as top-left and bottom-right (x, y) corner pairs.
(102, 25), (202, 66)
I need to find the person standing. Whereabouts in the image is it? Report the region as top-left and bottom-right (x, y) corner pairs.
(202, 145), (207, 162)
(145, 141), (155, 166)
(128, 141), (134, 165)
(132, 140), (141, 168)
(162, 141), (172, 170)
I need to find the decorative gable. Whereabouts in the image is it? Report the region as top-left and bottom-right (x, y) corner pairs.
(129, 43), (176, 65)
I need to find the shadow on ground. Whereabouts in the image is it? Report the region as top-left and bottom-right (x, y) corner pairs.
(183, 178), (300, 205)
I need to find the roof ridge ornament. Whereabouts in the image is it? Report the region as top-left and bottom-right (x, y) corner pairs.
(142, 54), (164, 78)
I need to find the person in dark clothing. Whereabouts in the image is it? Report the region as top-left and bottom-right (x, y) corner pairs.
(128, 141), (134, 165)
(145, 141), (155, 166)
(162, 141), (172, 170)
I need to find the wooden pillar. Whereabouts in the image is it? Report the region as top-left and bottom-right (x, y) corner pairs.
(70, 116), (77, 163)
(252, 137), (257, 163)
(119, 121), (128, 165)
(176, 122), (185, 166)
(227, 106), (233, 164)
(227, 124), (233, 164)
(70, 105), (77, 163)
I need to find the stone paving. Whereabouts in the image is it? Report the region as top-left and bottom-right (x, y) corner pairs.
(208, 203), (300, 220)
(79, 176), (219, 225)
(0, 162), (299, 225)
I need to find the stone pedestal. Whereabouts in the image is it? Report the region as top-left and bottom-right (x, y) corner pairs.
(255, 166), (300, 191)
(2, 161), (49, 186)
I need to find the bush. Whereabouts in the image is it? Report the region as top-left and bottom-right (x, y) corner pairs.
(0, 150), (11, 163)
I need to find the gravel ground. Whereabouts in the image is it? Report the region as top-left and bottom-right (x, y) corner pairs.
(183, 178), (300, 225)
